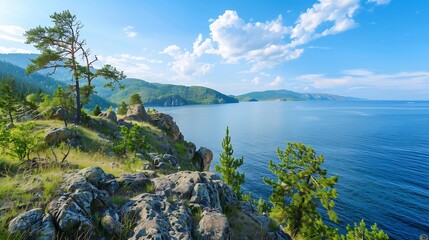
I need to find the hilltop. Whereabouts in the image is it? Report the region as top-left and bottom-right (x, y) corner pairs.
(237, 89), (362, 102)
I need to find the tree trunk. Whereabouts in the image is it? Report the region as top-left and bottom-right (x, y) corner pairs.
(8, 108), (13, 124)
(75, 79), (81, 124)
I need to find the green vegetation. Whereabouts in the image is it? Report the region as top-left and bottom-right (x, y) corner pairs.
(215, 127), (245, 197)
(0, 79), (19, 124)
(95, 78), (239, 106)
(264, 142), (339, 238)
(129, 93), (143, 105)
(117, 101), (128, 115)
(24, 10), (125, 124)
(113, 125), (150, 158)
(341, 220), (389, 240)
(92, 104), (102, 116)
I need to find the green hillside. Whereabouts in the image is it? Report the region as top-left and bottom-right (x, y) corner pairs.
(237, 89), (362, 102)
(0, 61), (115, 110)
(94, 78), (239, 106)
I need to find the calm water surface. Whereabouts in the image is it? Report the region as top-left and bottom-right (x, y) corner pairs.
(160, 101), (429, 239)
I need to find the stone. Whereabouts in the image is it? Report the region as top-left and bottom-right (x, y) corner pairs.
(186, 142), (196, 159)
(117, 173), (152, 191)
(194, 147), (214, 171)
(121, 193), (193, 239)
(196, 210), (231, 240)
(151, 113), (184, 141)
(124, 104), (151, 122)
(8, 208), (44, 236)
(156, 162), (167, 169)
(39, 213), (56, 240)
(163, 154), (178, 167)
(99, 110), (117, 123)
(143, 162), (155, 170)
(100, 209), (122, 235)
(44, 127), (79, 146)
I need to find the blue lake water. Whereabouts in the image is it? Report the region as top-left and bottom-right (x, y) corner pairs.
(160, 101), (429, 239)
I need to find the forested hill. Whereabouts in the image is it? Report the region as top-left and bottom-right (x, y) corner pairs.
(237, 89), (362, 102)
(0, 54), (238, 107)
(0, 61), (115, 109)
(94, 78), (239, 106)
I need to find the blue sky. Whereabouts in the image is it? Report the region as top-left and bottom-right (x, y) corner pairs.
(0, 0), (428, 100)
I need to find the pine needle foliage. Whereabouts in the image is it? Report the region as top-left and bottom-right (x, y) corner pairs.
(215, 127), (245, 197)
(264, 142), (339, 239)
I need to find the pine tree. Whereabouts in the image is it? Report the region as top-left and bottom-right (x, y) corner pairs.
(92, 104), (102, 116)
(25, 10), (125, 124)
(52, 86), (74, 127)
(129, 93), (143, 105)
(117, 101), (128, 115)
(0, 80), (19, 124)
(264, 142), (339, 238)
(215, 127), (245, 197)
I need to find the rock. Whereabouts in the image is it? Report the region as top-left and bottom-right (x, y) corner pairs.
(121, 193), (193, 239)
(117, 173), (152, 191)
(135, 153), (145, 160)
(141, 170), (157, 179)
(99, 110), (117, 123)
(237, 201), (292, 240)
(44, 127), (79, 146)
(156, 162), (167, 169)
(151, 113), (184, 141)
(194, 147), (214, 171)
(124, 104), (151, 122)
(8, 208), (44, 236)
(143, 162), (155, 170)
(196, 210), (231, 240)
(100, 209), (122, 235)
(39, 213), (56, 240)
(183, 142), (196, 160)
(152, 171), (238, 210)
(163, 154), (178, 167)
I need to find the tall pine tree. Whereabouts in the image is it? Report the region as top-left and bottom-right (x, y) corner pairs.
(215, 127), (245, 197)
(25, 10), (125, 124)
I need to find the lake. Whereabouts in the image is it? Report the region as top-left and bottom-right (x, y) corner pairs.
(159, 101), (429, 239)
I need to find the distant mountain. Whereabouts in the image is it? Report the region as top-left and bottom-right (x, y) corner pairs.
(0, 60), (115, 110)
(237, 89), (362, 102)
(94, 78), (239, 106)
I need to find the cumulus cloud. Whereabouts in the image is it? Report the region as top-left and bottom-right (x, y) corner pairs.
(123, 26), (137, 38)
(367, 0), (390, 5)
(0, 25), (26, 43)
(290, 0), (359, 47)
(267, 76), (283, 87)
(160, 40), (214, 79)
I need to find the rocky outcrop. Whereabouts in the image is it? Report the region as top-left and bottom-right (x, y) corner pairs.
(8, 208), (55, 239)
(194, 147), (214, 171)
(123, 104), (151, 122)
(99, 110), (117, 123)
(8, 167), (289, 240)
(150, 113), (184, 141)
(196, 210), (231, 240)
(44, 127), (79, 146)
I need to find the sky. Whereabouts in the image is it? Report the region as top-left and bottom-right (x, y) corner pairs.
(0, 0), (428, 100)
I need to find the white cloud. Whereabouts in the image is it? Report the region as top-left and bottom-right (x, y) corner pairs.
(0, 46), (35, 53)
(123, 26), (137, 38)
(0, 25), (26, 43)
(251, 76), (261, 85)
(367, 0), (390, 5)
(267, 76), (283, 87)
(160, 41), (214, 79)
(290, 0), (359, 47)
